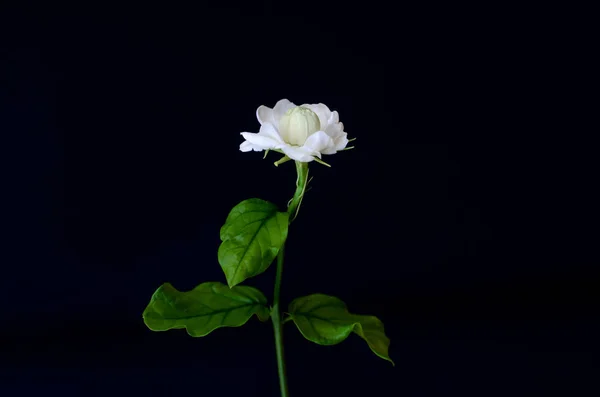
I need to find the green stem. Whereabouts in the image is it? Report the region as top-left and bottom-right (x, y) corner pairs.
(288, 161), (309, 219)
(272, 246), (288, 397)
(272, 161), (309, 397)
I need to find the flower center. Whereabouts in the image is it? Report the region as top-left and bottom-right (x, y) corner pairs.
(278, 106), (321, 146)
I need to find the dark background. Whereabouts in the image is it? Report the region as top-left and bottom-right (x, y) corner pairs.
(1, 2), (597, 396)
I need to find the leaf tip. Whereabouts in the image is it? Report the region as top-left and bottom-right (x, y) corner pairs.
(227, 279), (239, 288)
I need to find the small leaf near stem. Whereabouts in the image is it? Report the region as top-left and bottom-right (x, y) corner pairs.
(313, 157), (331, 167)
(288, 161), (309, 220)
(274, 155), (292, 167)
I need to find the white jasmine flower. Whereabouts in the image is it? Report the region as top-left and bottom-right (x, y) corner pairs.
(239, 99), (350, 163)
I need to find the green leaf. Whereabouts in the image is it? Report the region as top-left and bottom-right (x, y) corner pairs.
(288, 294), (394, 365)
(143, 282), (270, 337)
(218, 198), (289, 287)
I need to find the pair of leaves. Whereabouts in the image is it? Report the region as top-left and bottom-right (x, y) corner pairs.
(143, 198), (289, 337)
(143, 282), (269, 337)
(288, 294), (394, 365)
(143, 198), (394, 365)
(218, 198), (289, 287)
(143, 285), (394, 365)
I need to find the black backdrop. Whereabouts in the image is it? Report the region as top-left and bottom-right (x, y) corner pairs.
(1, 2), (597, 396)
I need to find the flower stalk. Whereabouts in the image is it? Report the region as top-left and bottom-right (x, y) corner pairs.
(271, 161), (309, 397)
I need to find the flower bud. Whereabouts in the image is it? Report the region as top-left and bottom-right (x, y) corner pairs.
(278, 106), (321, 146)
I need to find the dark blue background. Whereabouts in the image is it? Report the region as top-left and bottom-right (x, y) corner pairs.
(1, 2), (597, 396)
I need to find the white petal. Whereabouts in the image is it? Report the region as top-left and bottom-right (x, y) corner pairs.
(328, 110), (339, 124)
(280, 144), (316, 162)
(272, 99), (296, 125)
(258, 123), (285, 144)
(240, 141), (263, 152)
(324, 121), (344, 139)
(256, 105), (275, 126)
(303, 131), (334, 154)
(333, 132), (349, 151)
(240, 125), (284, 150)
(320, 148), (337, 155)
(301, 103), (331, 131)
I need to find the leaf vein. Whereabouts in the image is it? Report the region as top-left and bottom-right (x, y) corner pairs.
(229, 213), (273, 284)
